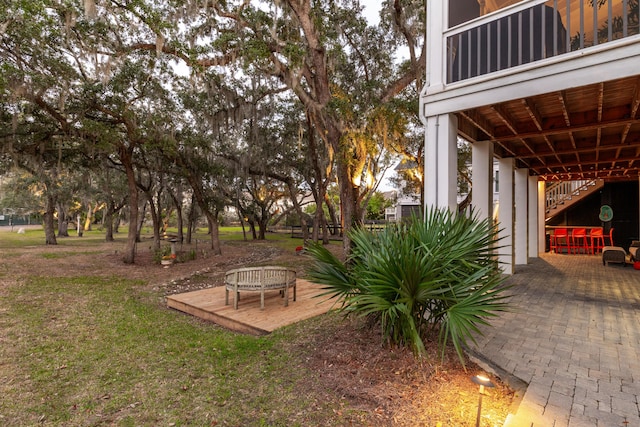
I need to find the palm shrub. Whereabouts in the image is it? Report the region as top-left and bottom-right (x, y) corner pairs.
(306, 207), (510, 366)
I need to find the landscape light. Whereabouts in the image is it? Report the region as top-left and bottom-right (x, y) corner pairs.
(471, 374), (495, 427)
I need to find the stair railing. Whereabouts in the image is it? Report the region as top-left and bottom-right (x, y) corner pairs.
(545, 180), (597, 213)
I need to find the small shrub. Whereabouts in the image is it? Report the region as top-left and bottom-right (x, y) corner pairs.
(307, 207), (510, 367)
(176, 249), (197, 263)
(153, 245), (172, 264)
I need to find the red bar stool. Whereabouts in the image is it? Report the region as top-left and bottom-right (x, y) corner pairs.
(550, 228), (569, 254)
(604, 227), (614, 247)
(590, 227), (605, 253)
(571, 228), (589, 254)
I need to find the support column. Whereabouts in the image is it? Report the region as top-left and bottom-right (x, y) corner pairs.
(424, 0), (446, 94)
(471, 141), (494, 222)
(538, 181), (547, 254)
(424, 114), (458, 213)
(498, 158), (514, 274)
(528, 176), (539, 258)
(515, 169), (528, 265)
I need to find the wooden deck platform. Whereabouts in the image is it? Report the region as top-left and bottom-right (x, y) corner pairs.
(166, 279), (334, 335)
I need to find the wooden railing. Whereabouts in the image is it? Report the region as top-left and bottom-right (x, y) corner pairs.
(446, 0), (639, 83)
(545, 179), (597, 213)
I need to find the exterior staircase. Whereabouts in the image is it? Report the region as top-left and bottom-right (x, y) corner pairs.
(545, 179), (604, 221)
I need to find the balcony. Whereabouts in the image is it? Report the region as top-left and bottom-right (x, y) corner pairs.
(421, 0), (640, 182)
(446, 0), (639, 83)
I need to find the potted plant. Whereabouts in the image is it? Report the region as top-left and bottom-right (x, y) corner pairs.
(161, 254), (175, 266)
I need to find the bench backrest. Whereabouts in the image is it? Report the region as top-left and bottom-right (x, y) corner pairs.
(225, 266), (296, 290)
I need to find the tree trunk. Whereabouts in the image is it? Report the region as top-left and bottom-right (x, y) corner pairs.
(285, 180), (309, 242)
(257, 205), (269, 240)
(136, 200), (147, 243)
(321, 214), (330, 244)
(186, 193), (197, 245)
(114, 213), (121, 233)
(121, 145), (138, 264)
(204, 210), (222, 255)
(237, 207), (248, 241)
(257, 219), (267, 240)
(145, 192), (162, 252)
(248, 219), (257, 240)
(307, 111), (328, 243)
(44, 194), (57, 245)
(56, 202), (69, 237)
(336, 160), (361, 254)
(83, 202), (93, 232)
(104, 200), (115, 242)
(174, 197), (184, 243)
(324, 193), (339, 235)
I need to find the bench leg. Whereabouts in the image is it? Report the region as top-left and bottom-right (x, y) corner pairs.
(225, 289), (229, 305)
(260, 290), (265, 310)
(284, 284), (289, 307)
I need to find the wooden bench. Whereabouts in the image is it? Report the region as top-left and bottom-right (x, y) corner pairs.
(224, 266), (297, 310)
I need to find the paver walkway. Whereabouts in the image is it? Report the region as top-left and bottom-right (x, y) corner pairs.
(470, 253), (640, 427)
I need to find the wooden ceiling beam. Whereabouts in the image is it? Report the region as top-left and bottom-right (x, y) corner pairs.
(491, 104), (543, 164)
(504, 136), (640, 159)
(490, 116), (637, 142)
(458, 109), (522, 159)
(536, 166), (640, 174)
(522, 98), (560, 162)
(458, 109), (495, 139)
(597, 82), (604, 123)
(620, 78), (640, 145)
(530, 154), (640, 170)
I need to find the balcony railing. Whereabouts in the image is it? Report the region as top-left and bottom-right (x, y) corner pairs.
(446, 0), (639, 83)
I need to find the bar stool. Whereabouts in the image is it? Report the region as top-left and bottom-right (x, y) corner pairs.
(571, 228), (589, 254)
(604, 227), (614, 247)
(590, 227), (604, 253)
(550, 228), (569, 254)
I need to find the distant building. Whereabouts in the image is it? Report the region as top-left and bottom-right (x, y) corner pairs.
(384, 191), (421, 222)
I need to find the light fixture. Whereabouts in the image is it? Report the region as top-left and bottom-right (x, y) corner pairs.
(472, 374), (495, 427)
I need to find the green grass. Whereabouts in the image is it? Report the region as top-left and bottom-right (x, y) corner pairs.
(0, 228), (119, 248)
(0, 226), (305, 248)
(0, 225), (347, 425)
(0, 274), (341, 426)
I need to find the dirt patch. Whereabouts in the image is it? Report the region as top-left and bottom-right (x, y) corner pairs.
(286, 314), (515, 426)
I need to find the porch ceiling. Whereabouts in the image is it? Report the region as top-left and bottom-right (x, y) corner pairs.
(457, 75), (640, 181)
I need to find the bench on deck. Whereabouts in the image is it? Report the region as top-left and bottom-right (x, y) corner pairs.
(224, 266), (297, 310)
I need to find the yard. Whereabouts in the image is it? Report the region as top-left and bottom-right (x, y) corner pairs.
(0, 227), (516, 426)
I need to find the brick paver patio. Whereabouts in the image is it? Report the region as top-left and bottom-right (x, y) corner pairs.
(471, 253), (640, 427)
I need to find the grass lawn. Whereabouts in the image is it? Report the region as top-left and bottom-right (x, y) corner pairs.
(0, 225), (515, 426)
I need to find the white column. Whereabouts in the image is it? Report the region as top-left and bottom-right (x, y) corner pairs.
(515, 169), (528, 265)
(424, 0), (446, 94)
(471, 141), (494, 222)
(538, 181), (547, 254)
(424, 114), (458, 213)
(528, 176), (539, 258)
(498, 158), (514, 274)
